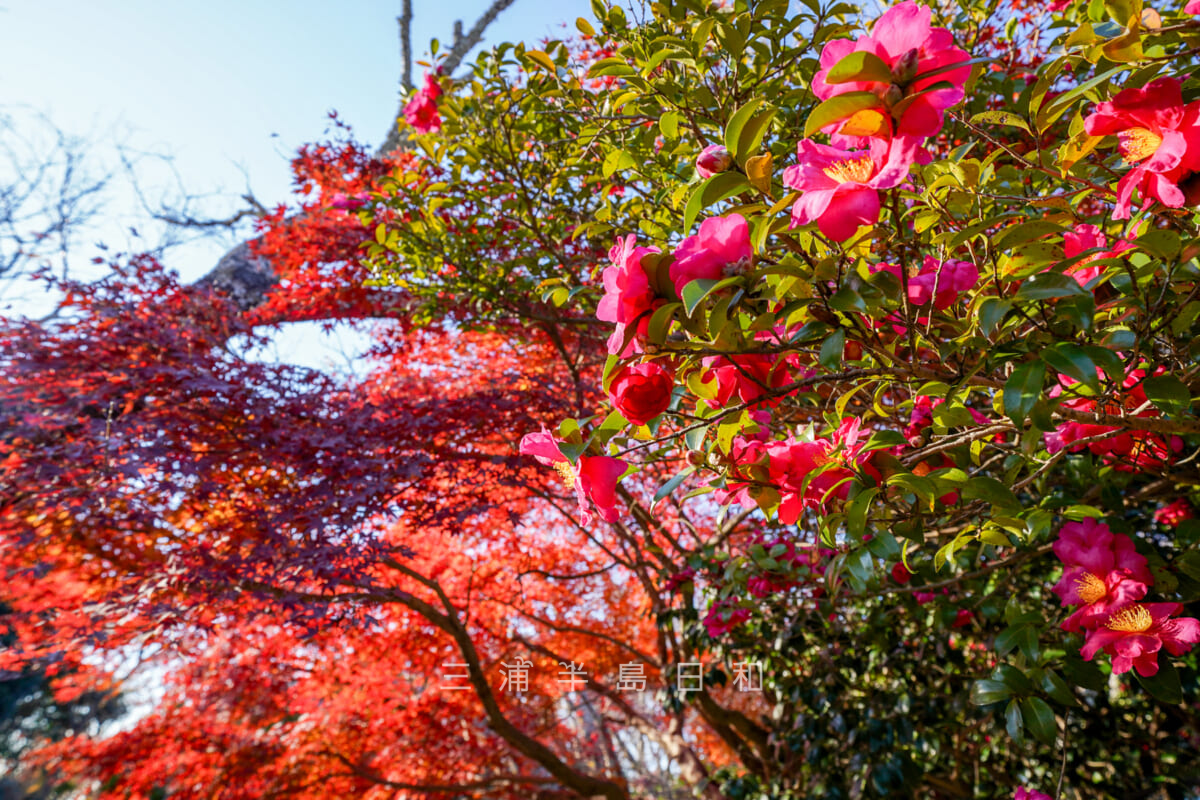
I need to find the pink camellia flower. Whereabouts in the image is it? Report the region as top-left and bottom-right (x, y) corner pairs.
(695, 144), (733, 178)
(1157, 498), (1196, 527)
(875, 256), (979, 309)
(782, 137), (919, 242)
(811, 0), (972, 141)
(1052, 518), (1152, 632)
(703, 600), (751, 637)
(519, 429), (625, 526)
(891, 563), (912, 584)
(951, 608), (974, 628)
(329, 192), (369, 211)
(1061, 224), (1134, 287)
(597, 235), (661, 328)
(670, 213), (752, 294)
(1014, 789), (1053, 800)
(598, 234), (664, 358)
(662, 568), (697, 593)
(903, 395), (990, 445)
(714, 435), (771, 511)
(767, 437), (855, 523)
(1044, 367), (1185, 471)
(1189, 0), (1200, 13)
(1081, 602), (1200, 676)
(701, 353), (789, 409)
(609, 361), (673, 426)
(1084, 77), (1200, 219)
(404, 72), (444, 134)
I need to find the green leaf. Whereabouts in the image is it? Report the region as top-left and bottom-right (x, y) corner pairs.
(683, 172), (750, 232)
(1016, 272), (1086, 301)
(652, 470), (692, 510)
(736, 109), (777, 164)
(1003, 361), (1046, 426)
(1036, 65), (1126, 131)
(1005, 699), (1024, 744)
(818, 328), (845, 370)
(1041, 669), (1080, 708)
(963, 476), (1021, 511)
(804, 91), (880, 137)
(911, 56), (993, 83)
(523, 49), (558, 73)
(660, 111), (681, 139)
(970, 679), (1012, 706)
(680, 277), (741, 316)
(978, 298), (1012, 337)
(1135, 658), (1183, 704)
(1142, 375), (1191, 416)
(724, 98), (765, 158)
(1021, 697), (1058, 745)
(991, 220), (1062, 252)
(602, 148), (637, 178)
(1041, 343), (1099, 393)
(647, 302), (681, 345)
(824, 51), (894, 85)
(1137, 229), (1180, 261)
(970, 110), (1031, 134)
(723, 100), (776, 163)
(1000, 242), (1060, 279)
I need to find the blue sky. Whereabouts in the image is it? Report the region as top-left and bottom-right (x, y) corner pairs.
(0, 0), (593, 363)
(0, 0), (593, 280)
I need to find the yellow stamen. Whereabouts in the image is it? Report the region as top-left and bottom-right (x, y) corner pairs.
(553, 461), (576, 484)
(823, 156), (874, 185)
(1118, 127), (1163, 163)
(1106, 605), (1153, 633)
(1076, 572), (1107, 605)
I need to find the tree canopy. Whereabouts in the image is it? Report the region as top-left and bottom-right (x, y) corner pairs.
(6, 0), (1200, 798)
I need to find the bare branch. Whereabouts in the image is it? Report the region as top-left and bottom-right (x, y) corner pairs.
(399, 0), (414, 92)
(442, 0), (519, 77)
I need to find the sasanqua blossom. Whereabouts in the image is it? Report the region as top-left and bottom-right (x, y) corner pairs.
(1052, 518), (1152, 632)
(1081, 603), (1200, 676)
(875, 256), (979, 309)
(670, 213), (752, 293)
(608, 361), (673, 426)
(1014, 789), (1053, 800)
(1061, 224), (1134, 287)
(519, 430), (625, 525)
(404, 72), (444, 134)
(1084, 77), (1200, 219)
(811, 0), (972, 141)
(782, 137), (919, 241)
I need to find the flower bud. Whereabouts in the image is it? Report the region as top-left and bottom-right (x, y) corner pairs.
(695, 145), (733, 178)
(608, 362), (673, 426)
(686, 451), (707, 468)
(721, 256), (752, 278)
(890, 48), (920, 85)
(881, 83), (905, 109)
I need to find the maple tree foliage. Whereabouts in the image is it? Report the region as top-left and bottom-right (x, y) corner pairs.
(7, 0), (1200, 798)
(0, 122), (756, 799)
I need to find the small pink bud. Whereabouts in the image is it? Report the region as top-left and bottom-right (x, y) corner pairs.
(891, 48), (920, 85)
(695, 145), (733, 178)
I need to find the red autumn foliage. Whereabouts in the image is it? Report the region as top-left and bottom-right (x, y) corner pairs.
(0, 133), (759, 799)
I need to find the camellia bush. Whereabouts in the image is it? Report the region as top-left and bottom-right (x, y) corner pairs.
(7, 0), (1200, 798)
(367, 0), (1200, 796)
